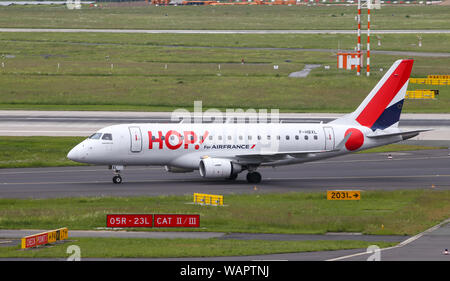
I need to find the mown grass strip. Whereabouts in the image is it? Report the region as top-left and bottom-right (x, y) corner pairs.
(0, 237), (396, 258)
(1, 190), (449, 236)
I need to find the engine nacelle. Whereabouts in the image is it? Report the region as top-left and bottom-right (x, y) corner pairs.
(199, 158), (242, 179)
(164, 165), (194, 173)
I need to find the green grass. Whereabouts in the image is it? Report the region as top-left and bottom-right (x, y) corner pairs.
(358, 144), (445, 154)
(0, 136), (442, 169)
(1, 190), (449, 235)
(0, 38), (449, 112)
(0, 5), (449, 30)
(0, 136), (86, 168)
(0, 237), (396, 258)
(2, 32), (450, 53)
(0, 7), (449, 113)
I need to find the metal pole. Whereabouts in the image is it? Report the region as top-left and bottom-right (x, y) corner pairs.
(357, 0), (361, 76)
(367, 0), (371, 77)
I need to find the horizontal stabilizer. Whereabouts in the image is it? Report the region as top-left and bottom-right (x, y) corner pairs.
(366, 129), (432, 140)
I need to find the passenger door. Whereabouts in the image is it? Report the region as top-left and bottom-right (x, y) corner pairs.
(323, 127), (335, 150)
(129, 127), (142, 153)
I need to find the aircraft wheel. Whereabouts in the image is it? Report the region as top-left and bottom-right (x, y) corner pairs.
(112, 175), (122, 184)
(246, 172), (261, 184)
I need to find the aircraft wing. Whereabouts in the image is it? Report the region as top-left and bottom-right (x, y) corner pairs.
(232, 149), (329, 163)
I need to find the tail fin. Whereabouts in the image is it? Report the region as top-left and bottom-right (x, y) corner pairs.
(331, 59), (414, 131)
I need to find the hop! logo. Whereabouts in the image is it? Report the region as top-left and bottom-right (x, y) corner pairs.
(149, 130), (209, 150)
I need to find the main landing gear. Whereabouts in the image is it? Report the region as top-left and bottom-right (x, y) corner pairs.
(110, 165), (124, 184)
(246, 171), (262, 184)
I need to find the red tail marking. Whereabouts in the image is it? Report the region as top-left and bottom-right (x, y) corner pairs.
(356, 60), (413, 128)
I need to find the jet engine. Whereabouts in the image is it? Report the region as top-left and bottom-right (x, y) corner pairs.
(199, 158), (242, 179)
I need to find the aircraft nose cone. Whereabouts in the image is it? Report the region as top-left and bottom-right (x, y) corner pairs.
(67, 147), (80, 162)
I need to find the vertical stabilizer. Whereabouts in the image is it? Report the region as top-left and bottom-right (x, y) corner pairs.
(331, 59), (414, 131)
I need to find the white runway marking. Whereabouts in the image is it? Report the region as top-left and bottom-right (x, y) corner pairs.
(326, 218), (450, 261)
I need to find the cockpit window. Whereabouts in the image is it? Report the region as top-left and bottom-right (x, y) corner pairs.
(89, 133), (102, 140)
(102, 133), (113, 141)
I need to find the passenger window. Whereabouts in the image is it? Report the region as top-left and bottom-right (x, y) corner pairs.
(89, 133), (102, 140)
(314, 135), (318, 140)
(295, 135), (299, 140)
(102, 133), (113, 141)
(286, 135), (290, 140)
(304, 135), (309, 140)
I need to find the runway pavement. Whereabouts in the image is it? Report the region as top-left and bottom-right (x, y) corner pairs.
(0, 148), (449, 199)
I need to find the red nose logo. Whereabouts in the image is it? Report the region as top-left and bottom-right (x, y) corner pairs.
(344, 128), (364, 151)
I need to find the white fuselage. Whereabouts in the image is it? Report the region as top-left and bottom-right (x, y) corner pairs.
(66, 59), (424, 184)
(67, 122), (400, 169)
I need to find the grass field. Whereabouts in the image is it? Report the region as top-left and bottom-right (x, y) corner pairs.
(0, 32), (449, 113)
(0, 237), (396, 258)
(0, 5), (449, 30)
(0, 6), (448, 113)
(1, 190), (449, 235)
(0, 136), (443, 169)
(0, 136), (86, 168)
(2, 30), (450, 53)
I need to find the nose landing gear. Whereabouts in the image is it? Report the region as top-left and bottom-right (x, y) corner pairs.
(112, 175), (122, 184)
(110, 165), (124, 184)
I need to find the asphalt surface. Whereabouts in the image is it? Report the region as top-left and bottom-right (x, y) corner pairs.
(1, 148), (449, 199)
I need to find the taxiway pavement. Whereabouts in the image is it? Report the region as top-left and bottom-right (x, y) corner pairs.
(0, 149), (449, 199)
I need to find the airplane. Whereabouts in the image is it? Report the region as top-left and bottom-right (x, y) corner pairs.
(67, 59), (430, 184)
